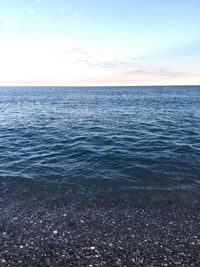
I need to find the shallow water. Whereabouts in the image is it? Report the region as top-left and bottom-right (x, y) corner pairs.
(0, 86), (200, 191)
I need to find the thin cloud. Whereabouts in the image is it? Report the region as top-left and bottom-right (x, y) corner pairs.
(2, 18), (19, 25)
(58, 42), (198, 83)
(28, 5), (36, 16)
(124, 65), (199, 80)
(72, 11), (82, 25)
(27, 5), (48, 23)
(59, 43), (143, 70)
(72, 11), (81, 18)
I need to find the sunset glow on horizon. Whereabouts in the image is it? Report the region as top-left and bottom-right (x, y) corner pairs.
(0, 0), (199, 86)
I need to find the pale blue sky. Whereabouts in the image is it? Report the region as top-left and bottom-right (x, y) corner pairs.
(0, 0), (199, 85)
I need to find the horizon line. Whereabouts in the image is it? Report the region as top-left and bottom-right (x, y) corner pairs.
(0, 84), (199, 88)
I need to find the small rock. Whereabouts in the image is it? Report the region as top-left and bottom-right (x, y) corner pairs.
(90, 246), (95, 250)
(116, 258), (121, 265)
(53, 230), (58, 235)
(44, 257), (51, 266)
(0, 259), (6, 267)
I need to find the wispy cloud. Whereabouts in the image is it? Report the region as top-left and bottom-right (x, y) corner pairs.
(2, 18), (19, 25)
(124, 66), (186, 80)
(59, 43), (144, 70)
(28, 5), (36, 16)
(72, 11), (82, 25)
(27, 4), (49, 23)
(72, 11), (81, 18)
(55, 41), (199, 84)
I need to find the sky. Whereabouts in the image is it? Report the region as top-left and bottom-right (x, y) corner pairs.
(0, 0), (199, 86)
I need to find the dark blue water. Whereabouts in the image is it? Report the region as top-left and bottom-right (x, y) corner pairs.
(0, 86), (200, 191)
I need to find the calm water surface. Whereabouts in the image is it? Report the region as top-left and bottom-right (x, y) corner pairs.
(0, 86), (200, 191)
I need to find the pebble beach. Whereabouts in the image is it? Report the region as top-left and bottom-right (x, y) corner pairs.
(0, 180), (200, 267)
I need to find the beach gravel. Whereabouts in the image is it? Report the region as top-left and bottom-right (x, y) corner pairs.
(0, 181), (200, 266)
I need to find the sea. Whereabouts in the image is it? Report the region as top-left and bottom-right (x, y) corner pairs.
(0, 86), (200, 192)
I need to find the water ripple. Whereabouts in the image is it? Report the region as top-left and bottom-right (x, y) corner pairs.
(0, 86), (200, 190)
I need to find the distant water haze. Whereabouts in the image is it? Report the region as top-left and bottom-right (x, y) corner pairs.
(0, 86), (200, 191)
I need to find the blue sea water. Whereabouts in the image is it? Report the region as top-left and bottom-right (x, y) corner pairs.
(0, 86), (200, 191)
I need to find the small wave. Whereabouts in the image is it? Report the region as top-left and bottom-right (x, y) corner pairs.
(0, 86), (200, 191)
